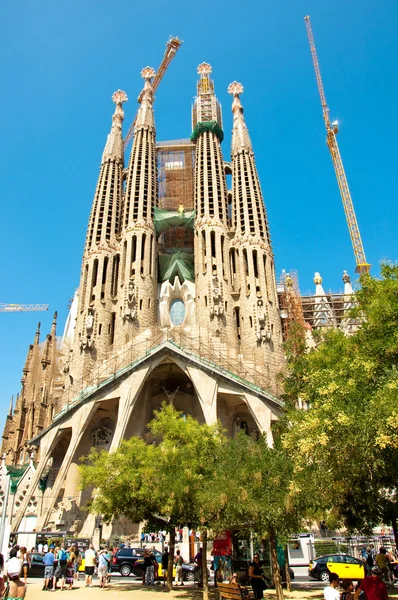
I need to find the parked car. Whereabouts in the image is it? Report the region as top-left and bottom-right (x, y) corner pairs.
(132, 554), (197, 582)
(111, 547), (162, 577)
(309, 554), (365, 582)
(27, 553), (47, 578)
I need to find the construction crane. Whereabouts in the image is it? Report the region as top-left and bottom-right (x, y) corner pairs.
(123, 36), (182, 149)
(304, 16), (371, 274)
(0, 304), (49, 313)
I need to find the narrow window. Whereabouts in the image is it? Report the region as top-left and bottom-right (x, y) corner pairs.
(131, 235), (137, 269)
(210, 231), (216, 259)
(149, 234), (153, 276)
(121, 240), (127, 284)
(139, 299), (143, 310)
(234, 307), (241, 341)
(253, 250), (259, 279)
(98, 324), (102, 335)
(243, 249), (249, 277)
(109, 312), (116, 346)
(90, 259), (99, 301)
(102, 256), (108, 285)
(111, 254), (120, 297)
(221, 235), (225, 278)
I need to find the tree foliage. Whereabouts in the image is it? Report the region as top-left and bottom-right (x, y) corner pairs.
(282, 263), (398, 540)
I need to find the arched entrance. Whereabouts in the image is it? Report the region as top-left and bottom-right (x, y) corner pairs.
(124, 359), (205, 440)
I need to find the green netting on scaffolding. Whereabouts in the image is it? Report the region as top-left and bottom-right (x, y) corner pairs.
(158, 250), (194, 283)
(190, 121), (224, 143)
(154, 207), (196, 236)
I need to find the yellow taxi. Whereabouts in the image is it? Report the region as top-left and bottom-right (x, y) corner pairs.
(309, 554), (365, 582)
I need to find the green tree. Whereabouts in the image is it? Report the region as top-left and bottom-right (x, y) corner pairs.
(282, 263), (398, 543)
(80, 404), (226, 592)
(200, 432), (303, 600)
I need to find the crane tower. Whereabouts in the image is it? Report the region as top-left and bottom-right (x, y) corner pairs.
(304, 16), (371, 274)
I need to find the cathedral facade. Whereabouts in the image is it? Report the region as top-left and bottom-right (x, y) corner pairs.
(1, 63), (286, 539)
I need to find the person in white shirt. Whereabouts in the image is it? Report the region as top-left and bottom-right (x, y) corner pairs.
(84, 544), (97, 587)
(324, 572), (340, 600)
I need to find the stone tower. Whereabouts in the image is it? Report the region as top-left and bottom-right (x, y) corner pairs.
(71, 90), (128, 383)
(119, 68), (158, 343)
(228, 82), (284, 390)
(191, 63), (235, 340)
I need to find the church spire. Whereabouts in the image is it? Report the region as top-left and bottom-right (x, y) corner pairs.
(102, 90), (128, 163)
(135, 67), (156, 130)
(228, 82), (270, 243)
(8, 396), (13, 417)
(228, 82), (252, 152)
(84, 90), (127, 253)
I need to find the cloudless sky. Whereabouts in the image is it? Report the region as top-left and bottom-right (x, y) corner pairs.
(0, 0), (397, 425)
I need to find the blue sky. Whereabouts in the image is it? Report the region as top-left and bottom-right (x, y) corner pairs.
(0, 0), (397, 422)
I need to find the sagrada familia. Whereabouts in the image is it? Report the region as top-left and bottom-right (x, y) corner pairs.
(0, 61), (355, 541)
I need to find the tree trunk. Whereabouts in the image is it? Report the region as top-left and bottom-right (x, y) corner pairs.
(284, 546), (292, 592)
(392, 514), (398, 552)
(269, 529), (284, 600)
(166, 527), (175, 592)
(202, 529), (209, 600)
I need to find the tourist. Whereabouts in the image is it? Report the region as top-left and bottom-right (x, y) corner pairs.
(98, 550), (110, 588)
(161, 547), (169, 585)
(194, 547), (203, 585)
(65, 546), (76, 590)
(52, 544), (68, 592)
(5, 557), (26, 599)
(341, 579), (354, 600)
(229, 573), (238, 585)
(323, 572), (340, 600)
(144, 550), (155, 585)
(19, 548), (29, 585)
(43, 547), (55, 591)
(174, 550), (184, 586)
(248, 554), (267, 599)
(84, 544), (96, 587)
(74, 546), (81, 582)
(376, 548), (390, 581)
(43, 543), (48, 554)
(354, 565), (389, 600)
(37, 542), (43, 554)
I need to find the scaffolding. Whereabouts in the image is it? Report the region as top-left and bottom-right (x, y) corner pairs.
(278, 271), (360, 335)
(156, 140), (195, 277)
(277, 270), (305, 341)
(300, 291), (358, 331)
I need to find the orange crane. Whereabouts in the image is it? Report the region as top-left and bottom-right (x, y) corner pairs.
(304, 16), (371, 274)
(0, 303), (49, 313)
(123, 36), (182, 149)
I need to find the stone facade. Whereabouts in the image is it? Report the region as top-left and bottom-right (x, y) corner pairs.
(1, 63), (288, 540)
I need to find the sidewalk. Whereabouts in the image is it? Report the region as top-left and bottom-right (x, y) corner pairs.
(23, 581), (398, 600)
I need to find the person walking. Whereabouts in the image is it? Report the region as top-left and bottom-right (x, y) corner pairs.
(376, 548), (390, 581)
(174, 550), (184, 586)
(52, 544), (68, 592)
(5, 558), (26, 599)
(248, 554), (267, 600)
(194, 547), (203, 586)
(98, 550), (109, 588)
(354, 565), (389, 600)
(161, 548), (169, 586)
(341, 580), (354, 600)
(323, 572), (340, 600)
(84, 544), (96, 587)
(19, 548), (29, 585)
(65, 547), (76, 590)
(43, 547), (55, 591)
